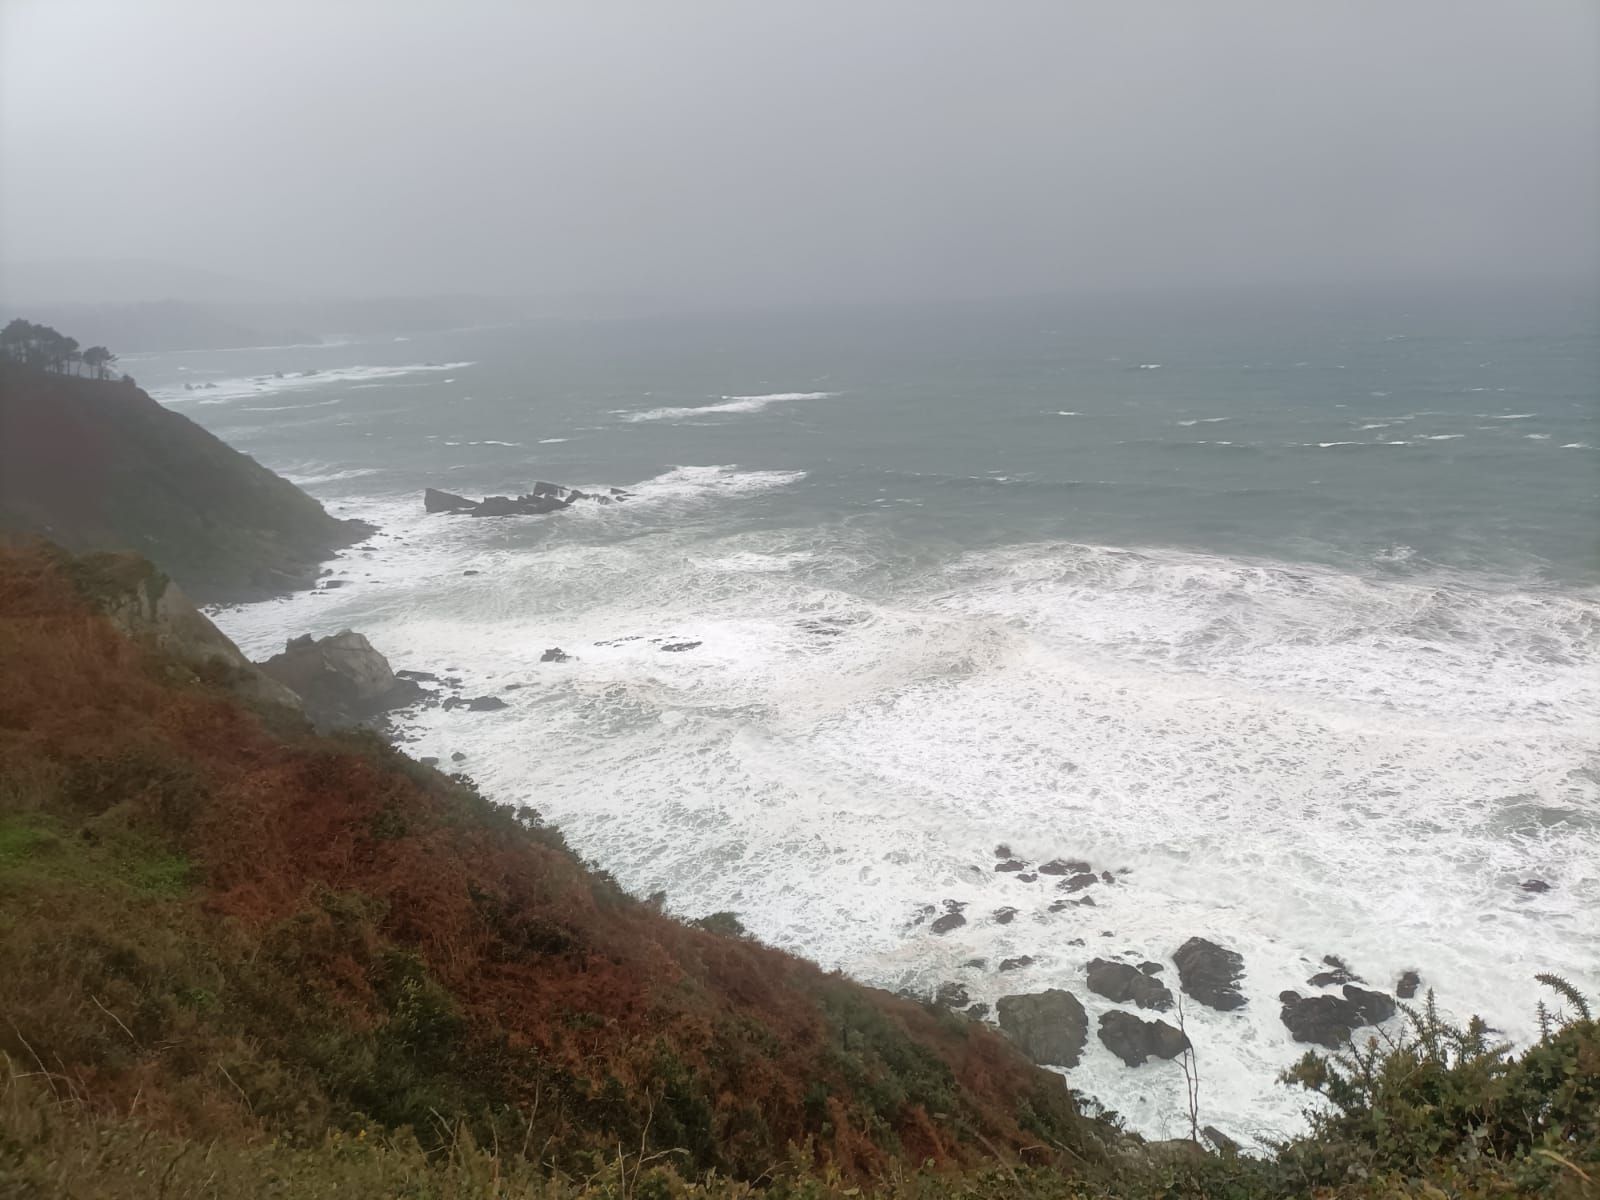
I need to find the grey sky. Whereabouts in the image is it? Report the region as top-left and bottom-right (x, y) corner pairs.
(2, 0), (1596, 305)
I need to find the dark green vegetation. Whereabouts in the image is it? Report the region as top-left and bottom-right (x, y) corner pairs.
(1, 543), (1595, 1198)
(0, 318), (119, 379)
(0, 352), (371, 601)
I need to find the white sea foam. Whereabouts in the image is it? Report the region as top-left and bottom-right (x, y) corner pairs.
(1418, 434), (1466, 441)
(1487, 412), (1537, 420)
(213, 508), (1600, 1148)
(1177, 417), (1230, 426)
(1526, 433), (1552, 440)
(539, 437), (570, 443)
(623, 391), (839, 422)
(150, 361), (474, 406)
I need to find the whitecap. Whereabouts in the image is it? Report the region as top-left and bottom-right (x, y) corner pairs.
(623, 391), (839, 422)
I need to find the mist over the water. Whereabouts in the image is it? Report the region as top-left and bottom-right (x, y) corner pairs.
(4, 1), (1598, 307)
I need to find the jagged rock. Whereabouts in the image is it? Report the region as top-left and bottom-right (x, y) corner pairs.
(1098, 1011), (1189, 1066)
(1039, 858), (1090, 875)
(1521, 879), (1551, 892)
(258, 630), (423, 728)
(1173, 937), (1247, 1010)
(933, 982), (970, 1009)
(930, 911), (967, 935)
(541, 647), (572, 662)
(1343, 984), (1397, 1025)
(965, 1002), (991, 1021)
(659, 641), (701, 653)
(424, 487), (478, 513)
(995, 859), (1026, 873)
(991, 907), (1017, 925)
(1396, 970), (1421, 1000)
(996, 989), (1088, 1068)
(1060, 872), (1099, 892)
(1279, 991), (1362, 1047)
(1086, 959), (1174, 1011)
(1308, 954), (1363, 988)
(1203, 1126), (1241, 1155)
(999, 956), (1035, 972)
(466, 695), (508, 711)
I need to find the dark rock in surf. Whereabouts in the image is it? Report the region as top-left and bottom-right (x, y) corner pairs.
(999, 956), (1035, 972)
(425, 487), (479, 513)
(1173, 937), (1247, 1010)
(1279, 991), (1363, 1048)
(541, 647), (572, 662)
(450, 751), (466, 762)
(1521, 879), (1551, 892)
(933, 982), (970, 1009)
(1060, 872), (1099, 893)
(1396, 970), (1422, 1000)
(1343, 984), (1397, 1025)
(1086, 959), (1174, 1011)
(995, 859), (1026, 873)
(996, 989), (1089, 1068)
(659, 641), (701, 653)
(965, 1002), (991, 1021)
(991, 907), (1018, 925)
(1098, 1011), (1189, 1066)
(1016, 872), (1038, 882)
(1309, 955), (1364, 987)
(1139, 961), (1165, 975)
(1039, 858), (1090, 876)
(930, 911), (967, 935)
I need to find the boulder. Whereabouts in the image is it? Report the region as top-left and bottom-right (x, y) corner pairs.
(930, 911), (967, 935)
(466, 695), (508, 712)
(991, 907), (1018, 925)
(995, 859), (1026, 873)
(541, 647), (572, 662)
(933, 982), (970, 1009)
(1173, 937), (1246, 1011)
(996, 989), (1089, 1068)
(258, 630), (424, 728)
(1138, 961), (1165, 975)
(1086, 959), (1174, 1011)
(1396, 970), (1421, 1000)
(999, 955), (1035, 972)
(1097, 1011), (1189, 1066)
(1343, 984), (1397, 1025)
(1279, 991), (1362, 1048)
(1060, 872), (1099, 893)
(1039, 858), (1091, 876)
(1308, 954), (1363, 987)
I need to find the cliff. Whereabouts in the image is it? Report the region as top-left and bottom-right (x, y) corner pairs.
(0, 362), (371, 602)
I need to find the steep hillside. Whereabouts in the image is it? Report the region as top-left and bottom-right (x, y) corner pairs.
(0, 363), (370, 601)
(1, 543), (1594, 1200)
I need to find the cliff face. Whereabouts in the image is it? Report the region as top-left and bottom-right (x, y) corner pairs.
(0, 362), (372, 602)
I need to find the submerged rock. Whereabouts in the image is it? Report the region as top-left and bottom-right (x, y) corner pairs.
(1086, 959), (1174, 1011)
(1521, 879), (1552, 893)
(1173, 937), (1246, 1010)
(991, 906), (1018, 925)
(999, 955), (1035, 972)
(996, 989), (1088, 1068)
(1098, 1011), (1189, 1066)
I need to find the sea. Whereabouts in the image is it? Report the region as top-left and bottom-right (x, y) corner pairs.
(133, 282), (1599, 1147)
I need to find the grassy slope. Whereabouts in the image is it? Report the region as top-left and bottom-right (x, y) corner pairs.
(0, 365), (370, 601)
(0, 543), (1594, 1199)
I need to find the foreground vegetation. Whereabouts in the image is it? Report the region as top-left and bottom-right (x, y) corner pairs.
(0, 542), (1594, 1198)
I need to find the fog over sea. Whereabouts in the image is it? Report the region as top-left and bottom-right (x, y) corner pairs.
(137, 284), (1599, 1144)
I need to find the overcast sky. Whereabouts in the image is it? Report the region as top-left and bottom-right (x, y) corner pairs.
(2, 1), (1596, 305)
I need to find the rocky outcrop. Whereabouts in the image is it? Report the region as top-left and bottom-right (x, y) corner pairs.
(1097, 1011), (1189, 1066)
(1086, 959), (1174, 1011)
(258, 630), (424, 728)
(1396, 970), (1422, 1000)
(66, 551), (301, 711)
(1173, 937), (1247, 1010)
(422, 481), (630, 518)
(996, 989), (1089, 1068)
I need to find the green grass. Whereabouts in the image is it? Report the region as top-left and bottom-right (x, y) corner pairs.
(0, 812), (192, 896)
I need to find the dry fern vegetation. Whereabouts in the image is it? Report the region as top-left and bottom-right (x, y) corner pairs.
(0, 540), (1595, 1198)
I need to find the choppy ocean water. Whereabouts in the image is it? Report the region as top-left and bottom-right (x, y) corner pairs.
(136, 286), (1599, 1145)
